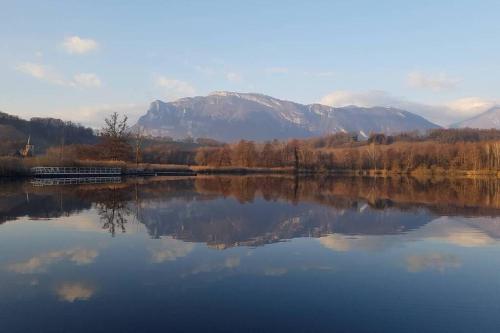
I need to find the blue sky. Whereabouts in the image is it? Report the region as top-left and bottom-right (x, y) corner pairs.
(2, 0), (500, 126)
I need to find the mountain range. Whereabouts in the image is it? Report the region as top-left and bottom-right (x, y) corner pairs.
(453, 106), (500, 129)
(135, 91), (440, 141)
(2, 92), (500, 151)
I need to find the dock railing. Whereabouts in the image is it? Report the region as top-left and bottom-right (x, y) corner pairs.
(30, 167), (122, 176)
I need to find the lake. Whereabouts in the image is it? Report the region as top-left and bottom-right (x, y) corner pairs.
(1, 175), (500, 332)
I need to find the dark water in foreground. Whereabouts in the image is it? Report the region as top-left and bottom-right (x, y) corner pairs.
(1, 175), (500, 333)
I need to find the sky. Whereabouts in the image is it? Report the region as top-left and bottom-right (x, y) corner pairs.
(2, 0), (500, 127)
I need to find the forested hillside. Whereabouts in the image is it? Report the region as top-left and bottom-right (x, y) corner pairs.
(0, 111), (97, 155)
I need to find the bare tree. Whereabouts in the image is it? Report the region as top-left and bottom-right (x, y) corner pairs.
(134, 126), (144, 168)
(102, 112), (129, 138)
(366, 142), (377, 171)
(100, 112), (131, 160)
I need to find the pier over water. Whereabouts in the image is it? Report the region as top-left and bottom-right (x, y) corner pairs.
(30, 167), (122, 177)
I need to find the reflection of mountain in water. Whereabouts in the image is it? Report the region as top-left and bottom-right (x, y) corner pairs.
(139, 197), (433, 248)
(1, 176), (500, 248)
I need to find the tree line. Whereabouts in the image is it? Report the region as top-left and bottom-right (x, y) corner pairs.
(9, 112), (500, 174)
(195, 131), (500, 173)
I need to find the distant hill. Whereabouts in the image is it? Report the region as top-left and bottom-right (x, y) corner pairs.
(454, 106), (500, 129)
(136, 91), (440, 142)
(0, 111), (97, 155)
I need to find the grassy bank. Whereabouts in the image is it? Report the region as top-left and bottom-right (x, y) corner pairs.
(192, 166), (294, 174)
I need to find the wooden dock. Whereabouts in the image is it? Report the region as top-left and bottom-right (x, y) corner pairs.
(30, 167), (122, 177)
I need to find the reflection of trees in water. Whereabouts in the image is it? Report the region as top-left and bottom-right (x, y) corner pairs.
(194, 176), (500, 215)
(138, 175), (500, 248)
(0, 181), (92, 224)
(2, 176), (500, 242)
(94, 181), (152, 236)
(95, 186), (132, 236)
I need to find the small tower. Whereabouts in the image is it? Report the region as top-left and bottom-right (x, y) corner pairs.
(21, 136), (35, 157)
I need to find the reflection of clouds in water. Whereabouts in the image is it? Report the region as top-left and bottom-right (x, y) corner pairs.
(69, 249), (99, 264)
(7, 248), (98, 274)
(150, 237), (195, 263)
(263, 267), (288, 276)
(44, 213), (105, 233)
(224, 256), (240, 268)
(319, 216), (498, 252)
(418, 217), (495, 247)
(187, 255), (241, 276)
(56, 282), (95, 302)
(406, 253), (461, 273)
(319, 234), (399, 252)
(319, 234), (353, 252)
(185, 255), (327, 278)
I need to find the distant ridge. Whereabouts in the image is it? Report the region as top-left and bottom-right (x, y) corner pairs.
(454, 106), (500, 129)
(136, 91), (440, 141)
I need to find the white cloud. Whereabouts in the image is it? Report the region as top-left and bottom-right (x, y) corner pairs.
(62, 36), (99, 54)
(53, 103), (145, 128)
(72, 73), (102, 87)
(266, 67), (290, 74)
(319, 90), (497, 126)
(16, 62), (102, 89)
(156, 76), (196, 99)
(445, 97), (497, 117)
(320, 90), (400, 108)
(407, 71), (460, 92)
(226, 72), (242, 82)
(15, 62), (65, 85)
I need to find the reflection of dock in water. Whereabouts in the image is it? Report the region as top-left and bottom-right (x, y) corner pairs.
(30, 167), (197, 177)
(31, 177), (122, 187)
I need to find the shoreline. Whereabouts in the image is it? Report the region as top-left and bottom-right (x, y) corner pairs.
(2, 164), (500, 180)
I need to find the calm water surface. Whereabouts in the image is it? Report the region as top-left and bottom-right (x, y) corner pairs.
(1, 175), (500, 332)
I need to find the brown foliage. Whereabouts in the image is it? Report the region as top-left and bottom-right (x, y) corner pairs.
(193, 130), (500, 173)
